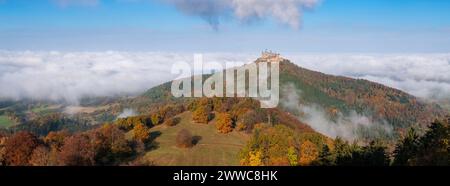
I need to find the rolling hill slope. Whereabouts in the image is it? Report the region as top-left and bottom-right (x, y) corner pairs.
(278, 59), (444, 133)
(143, 111), (250, 165)
(123, 54), (445, 141)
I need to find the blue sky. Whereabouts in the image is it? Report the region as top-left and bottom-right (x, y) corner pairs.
(0, 0), (449, 53)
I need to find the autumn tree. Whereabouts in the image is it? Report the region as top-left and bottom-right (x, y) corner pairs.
(116, 115), (153, 131)
(29, 146), (51, 166)
(151, 113), (163, 125)
(3, 131), (40, 166)
(247, 150), (263, 166)
(235, 110), (261, 132)
(160, 104), (185, 120)
(195, 97), (213, 110)
(44, 131), (69, 150)
(299, 140), (319, 166)
(91, 124), (133, 165)
(116, 118), (135, 131)
(133, 122), (151, 143)
(240, 124), (297, 166)
(103, 125), (133, 157)
(287, 146), (299, 166)
(176, 129), (193, 148)
(0, 136), (6, 165)
(164, 117), (180, 127)
(58, 134), (95, 166)
(216, 112), (233, 134)
(192, 106), (211, 124)
(44, 130), (70, 165)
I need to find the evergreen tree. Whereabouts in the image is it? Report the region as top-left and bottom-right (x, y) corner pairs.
(392, 128), (419, 166)
(414, 119), (449, 166)
(362, 140), (390, 166)
(334, 137), (352, 165)
(315, 145), (335, 166)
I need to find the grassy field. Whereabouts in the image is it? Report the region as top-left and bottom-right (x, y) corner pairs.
(143, 112), (250, 166)
(31, 104), (59, 115)
(0, 115), (14, 128)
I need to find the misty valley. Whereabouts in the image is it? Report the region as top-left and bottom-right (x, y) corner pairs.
(0, 54), (448, 166)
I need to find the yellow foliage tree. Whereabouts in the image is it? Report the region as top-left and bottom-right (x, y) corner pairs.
(287, 146), (299, 166)
(151, 113), (162, 125)
(248, 150), (263, 166)
(192, 106), (210, 124)
(215, 113), (233, 134)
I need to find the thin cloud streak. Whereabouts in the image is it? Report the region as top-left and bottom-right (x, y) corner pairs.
(164, 0), (321, 30)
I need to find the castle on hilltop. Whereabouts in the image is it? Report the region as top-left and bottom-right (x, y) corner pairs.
(259, 50), (283, 63)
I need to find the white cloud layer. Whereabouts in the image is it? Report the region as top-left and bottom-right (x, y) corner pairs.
(0, 51), (254, 104)
(0, 51), (449, 105)
(287, 53), (450, 101)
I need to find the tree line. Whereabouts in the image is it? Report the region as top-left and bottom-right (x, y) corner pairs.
(240, 117), (449, 166)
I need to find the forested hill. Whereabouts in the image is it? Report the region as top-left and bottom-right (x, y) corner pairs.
(126, 56), (444, 139)
(278, 59), (445, 134)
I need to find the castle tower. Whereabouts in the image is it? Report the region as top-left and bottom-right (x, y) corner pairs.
(259, 50), (282, 63)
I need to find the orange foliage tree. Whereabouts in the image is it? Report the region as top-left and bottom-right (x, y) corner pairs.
(133, 122), (151, 143)
(192, 106), (210, 124)
(216, 112), (233, 134)
(299, 140), (319, 166)
(3, 131), (40, 166)
(58, 134), (95, 166)
(44, 131), (69, 150)
(29, 146), (51, 166)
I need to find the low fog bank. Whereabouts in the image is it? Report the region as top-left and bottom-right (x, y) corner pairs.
(117, 108), (137, 119)
(1, 51), (449, 107)
(287, 53), (450, 101)
(281, 84), (394, 141)
(0, 51), (254, 105)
